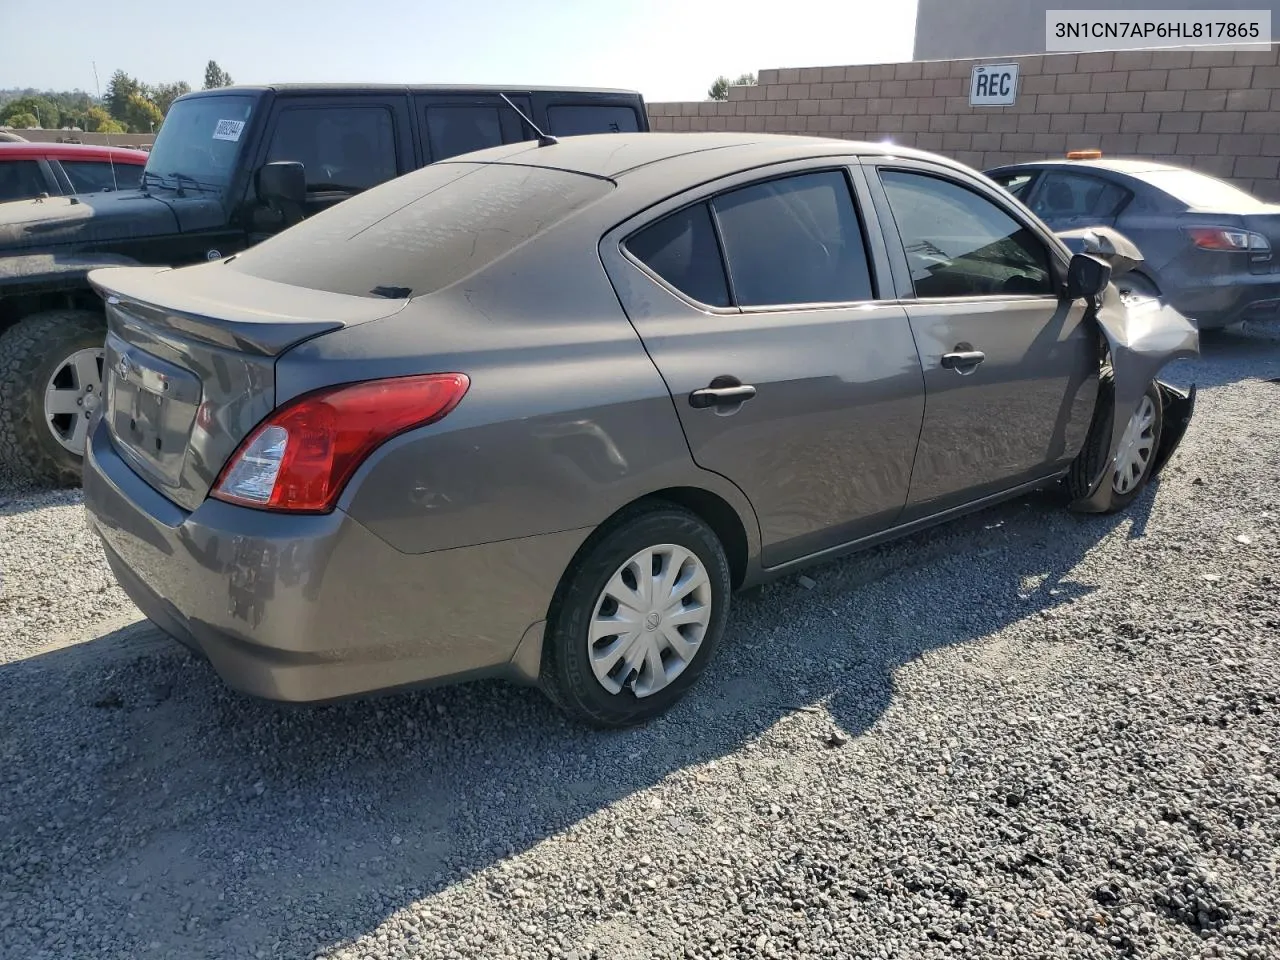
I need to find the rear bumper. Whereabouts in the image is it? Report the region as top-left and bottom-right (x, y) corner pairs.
(1165, 272), (1280, 329)
(82, 420), (586, 703)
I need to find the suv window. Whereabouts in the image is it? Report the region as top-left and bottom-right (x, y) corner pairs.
(1031, 171), (1129, 220)
(61, 159), (143, 193)
(0, 160), (47, 201)
(626, 203), (731, 307)
(880, 169), (1054, 299)
(425, 105), (505, 160)
(265, 106), (398, 193)
(547, 105), (640, 136)
(713, 171), (874, 306)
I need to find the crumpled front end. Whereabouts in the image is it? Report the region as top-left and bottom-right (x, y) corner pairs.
(1070, 286), (1200, 512)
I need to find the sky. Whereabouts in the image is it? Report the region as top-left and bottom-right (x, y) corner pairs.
(0, 0), (918, 104)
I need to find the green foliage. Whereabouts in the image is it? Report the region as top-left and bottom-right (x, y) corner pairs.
(123, 93), (164, 133)
(203, 61), (233, 90)
(105, 70), (142, 123)
(148, 81), (191, 115)
(4, 112), (38, 129)
(85, 106), (125, 134)
(708, 73), (758, 101)
(1, 95), (60, 128)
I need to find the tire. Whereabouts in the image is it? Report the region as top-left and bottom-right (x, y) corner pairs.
(1067, 370), (1164, 513)
(0, 309), (107, 487)
(1115, 272), (1160, 306)
(539, 501), (732, 729)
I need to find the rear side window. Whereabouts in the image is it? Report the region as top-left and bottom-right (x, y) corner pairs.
(61, 159), (143, 193)
(1031, 171), (1129, 219)
(626, 203), (730, 307)
(880, 169), (1054, 299)
(0, 160), (47, 202)
(226, 162), (613, 298)
(265, 106), (399, 193)
(712, 172), (873, 306)
(547, 105), (641, 136)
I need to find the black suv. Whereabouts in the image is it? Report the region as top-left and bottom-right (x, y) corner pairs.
(0, 84), (649, 485)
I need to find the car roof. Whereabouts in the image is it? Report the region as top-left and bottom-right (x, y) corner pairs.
(433, 131), (956, 180)
(0, 142), (149, 162)
(989, 157), (1183, 176)
(181, 83), (645, 99)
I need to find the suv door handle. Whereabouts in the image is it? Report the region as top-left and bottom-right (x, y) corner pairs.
(941, 350), (986, 373)
(689, 383), (757, 409)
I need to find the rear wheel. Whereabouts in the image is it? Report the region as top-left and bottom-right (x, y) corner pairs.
(539, 502), (732, 728)
(0, 309), (106, 487)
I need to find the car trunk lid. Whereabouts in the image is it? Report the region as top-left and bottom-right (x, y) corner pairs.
(88, 262), (408, 511)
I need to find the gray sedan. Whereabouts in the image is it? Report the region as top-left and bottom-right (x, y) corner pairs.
(985, 156), (1280, 330)
(82, 133), (1198, 727)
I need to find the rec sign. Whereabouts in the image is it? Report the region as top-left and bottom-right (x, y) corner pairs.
(970, 63), (1020, 106)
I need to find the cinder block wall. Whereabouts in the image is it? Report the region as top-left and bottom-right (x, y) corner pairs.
(647, 45), (1280, 201)
(2, 130), (155, 149)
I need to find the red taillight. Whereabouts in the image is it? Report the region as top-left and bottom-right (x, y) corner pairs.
(1184, 226), (1272, 254)
(211, 373), (470, 513)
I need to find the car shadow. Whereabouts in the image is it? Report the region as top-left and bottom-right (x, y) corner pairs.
(1, 482), (1149, 958)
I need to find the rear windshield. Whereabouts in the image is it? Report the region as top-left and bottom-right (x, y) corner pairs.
(225, 162), (613, 298)
(1138, 168), (1264, 211)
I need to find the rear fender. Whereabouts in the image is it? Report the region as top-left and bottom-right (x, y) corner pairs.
(1069, 285), (1200, 513)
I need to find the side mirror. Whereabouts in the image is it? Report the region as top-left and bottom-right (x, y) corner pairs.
(1065, 252), (1112, 301)
(256, 161), (306, 208)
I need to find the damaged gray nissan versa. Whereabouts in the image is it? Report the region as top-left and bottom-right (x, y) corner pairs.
(81, 132), (1199, 728)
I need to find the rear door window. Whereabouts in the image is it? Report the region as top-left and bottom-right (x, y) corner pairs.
(1030, 171), (1129, 220)
(879, 169), (1054, 298)
(0, 160), (49, 201)
(712, 171), (874, 306)
(546, 105), (641, 136)
(264, 106), (399, 193)
(61, 159), (143, 193)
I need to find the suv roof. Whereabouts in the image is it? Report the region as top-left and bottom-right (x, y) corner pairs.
(181, 83), (645, 99)
(0, 142), (150, 163)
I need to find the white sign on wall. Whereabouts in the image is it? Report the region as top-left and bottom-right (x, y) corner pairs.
(969, 63), (1020, 107)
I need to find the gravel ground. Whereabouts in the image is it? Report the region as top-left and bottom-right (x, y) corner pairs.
(1, 322), (1278, 960)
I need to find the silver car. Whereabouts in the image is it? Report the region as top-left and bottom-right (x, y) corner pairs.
(82, 132), (1199, 727)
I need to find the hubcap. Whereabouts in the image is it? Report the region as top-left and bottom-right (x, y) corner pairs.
(588, 544), (713, 698)
(1112, 394), (1156, 496)
(44, 347), (105, 454)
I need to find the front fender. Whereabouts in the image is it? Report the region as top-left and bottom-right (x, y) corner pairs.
(1069, 286), (1200, 512)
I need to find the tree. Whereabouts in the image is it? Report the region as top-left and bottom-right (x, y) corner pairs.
(2, 96), (60, 128)
(84, 106), (125, 134)
(203, 61), (233, 90)
(708, 72), (758, 101)
(105, 70), (142, 123)
(4, 112), (38, 129)
(148, 80), (191, 115)
(122, 93), (164, 133)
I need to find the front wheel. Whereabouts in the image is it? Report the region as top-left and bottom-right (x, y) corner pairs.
(0, 309), (106, 487)
(539, 502), (732, 728)
(1068, 372), (1164, 513)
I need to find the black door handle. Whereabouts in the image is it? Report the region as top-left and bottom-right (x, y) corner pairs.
(941, 350), (986, 371)
(689, 384), (757, 409)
